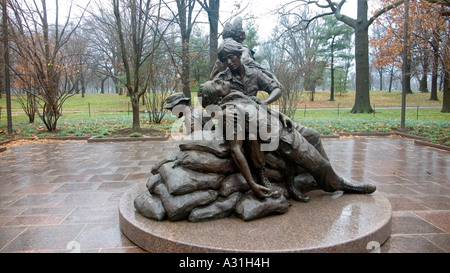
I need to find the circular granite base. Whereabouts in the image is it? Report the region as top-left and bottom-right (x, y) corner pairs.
(119, 182), (392, 253)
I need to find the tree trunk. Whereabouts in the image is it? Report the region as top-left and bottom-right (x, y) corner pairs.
(442, 70), (450, 113)
(181, 35), (191, 100)
(131, 93), (140, 131)
(404, 60), (412, 95)
(177, 0), (194, 101)
(113, 78), (121, 95)
(351, 3), (373, 114)
(2, 0), (12, 134)
(419, 74), (428, 93)
(430, 37), (439, 101)
(330, 38), (335, 101)
(379, 67), (383, 91)
(41, 0), (62, 132)
(389, 66), (394, 92)
(419, 57), (429, 93)
(0, 77), (2, 99)
(75, 79), (80, 94)
(81, 74), (86, 98)
(0, 65), (3, 99)
(208, 0), (219, 72)
(402, 0), (412, 95)
(101, 77), (107, 94)
(430, 72), (439, 100)
(343, 63), (350, 93)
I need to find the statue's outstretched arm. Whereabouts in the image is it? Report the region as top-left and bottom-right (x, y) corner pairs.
(261, 88), (282, 105)
(228, 139), (273, 199)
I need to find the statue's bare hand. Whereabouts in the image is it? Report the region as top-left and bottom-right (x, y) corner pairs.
(253, 185), (281, 199)
(281, 115), (293, 132)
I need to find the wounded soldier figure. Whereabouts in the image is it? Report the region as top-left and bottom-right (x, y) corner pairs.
(198, 79), (377, 201)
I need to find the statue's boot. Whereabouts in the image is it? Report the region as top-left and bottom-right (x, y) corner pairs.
(338, 178), (377, 194)
(257, 168), (281, 199)
(287, 175), (310, 203)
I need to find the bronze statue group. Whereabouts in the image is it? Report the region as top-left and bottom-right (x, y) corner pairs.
(135, 18), (376, 222)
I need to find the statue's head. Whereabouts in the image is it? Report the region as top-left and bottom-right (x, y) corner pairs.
(218, 38), (245, 63)
(198, 79), (231, 109)
(223, 17), (245, 43)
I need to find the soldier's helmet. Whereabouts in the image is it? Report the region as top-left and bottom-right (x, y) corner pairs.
(165, 93), (191, 109)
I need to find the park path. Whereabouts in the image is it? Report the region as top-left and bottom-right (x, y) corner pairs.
(0, 136), (449, 253)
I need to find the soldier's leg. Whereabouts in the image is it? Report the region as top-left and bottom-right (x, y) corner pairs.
(296, 125), (330, 161)
(279, 130), (375, 194)
(244, 140), (272, 189)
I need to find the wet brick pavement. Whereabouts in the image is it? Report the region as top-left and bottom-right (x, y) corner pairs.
(0, 137), (449, 253)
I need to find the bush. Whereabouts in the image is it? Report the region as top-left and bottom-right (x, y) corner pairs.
(129, 132), (143, 138)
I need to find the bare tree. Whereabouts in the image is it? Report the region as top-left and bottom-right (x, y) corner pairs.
(145, 50), (179, 123)
(275, 8), (326, 101)
(425, 0), (450, 112)
(9, 0), (87, 131)
(163, 0), (203, 101)
(11, 53), (37, 123)
(113, 0), (169, 131)
(440, 19), (450, 113)
(65, 27), (96, 98)
(197, 0), (220, 72)
(86, 2), (123, 95)
(259, 24), (306, 118)
(274, 59), (303, 119)
(2, 0), (12, 133)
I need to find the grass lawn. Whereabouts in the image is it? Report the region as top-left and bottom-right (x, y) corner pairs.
(293, 90), (444, 109)
(0, 114), (176, 139)
(1, 90), (444, 112)
(1, 91), (449, 146)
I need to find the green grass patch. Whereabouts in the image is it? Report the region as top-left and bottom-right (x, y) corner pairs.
(0, 114), (174, 141)
(2, 91), (444, 112)
(129, 132), (143, 138)
(63, 94), (131, 112)
(294, 90), (444, 109)
(295, 117), (449, 146)
(295, 108), (449, 121)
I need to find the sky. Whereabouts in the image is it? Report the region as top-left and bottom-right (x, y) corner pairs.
(49, 0), (361, 41)
(218, 0), (360, 40)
